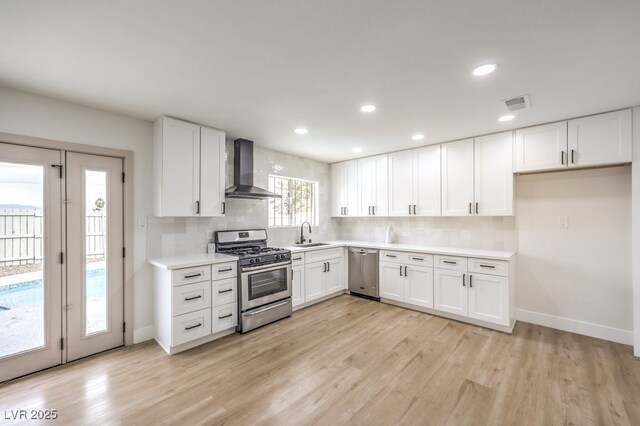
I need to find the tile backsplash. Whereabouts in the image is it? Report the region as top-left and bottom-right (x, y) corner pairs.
(147, 141), (337, 259)
(334, 216), (516, 251)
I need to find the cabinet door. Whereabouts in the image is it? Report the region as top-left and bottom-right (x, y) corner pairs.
(468, 273), (509, 326)
(414, 145), (441, 216)
(156, 117), (201, 216)
(379, 262), (405, 302)
(568, 109), (632, 168)
(345, 160), (359, 216)
(434, 268), (468, 316)
(441, 139), (474, 216)
(388, 150), (414, 216)
(292, 265), (305, 307)
(405, 265), (434, 308)
(330, 162), (347, 217)
(358, 154), (388, 216)
(474, 132), (513, 216)
(514, 122), (567, 172)
(325, 258), (344, 294)
(305, 262), (326, 302)
(200, 126), (226, 217)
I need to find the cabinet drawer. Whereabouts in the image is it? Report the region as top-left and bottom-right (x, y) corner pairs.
(172, 281), (211, 316)
(407, 253), (434, 267)
(468, 258), (508, 277)
(212, 277), (237, 306)
(434, 255), (467, 271)
(291, 252), (306, 267)
(304, 247), (343, 263)
(211, 262), (237, 281)
(380, 251), (409, 264)
(212, 302), (238, 333)
(172, 308), (211, 346)
(172, 265), (211, 286)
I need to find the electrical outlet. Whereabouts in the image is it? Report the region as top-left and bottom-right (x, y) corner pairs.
(137, 217), (147, 230)
(559, 217), (569, 228)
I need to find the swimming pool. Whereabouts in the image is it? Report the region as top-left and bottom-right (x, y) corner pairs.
(0, 268), (107, 309)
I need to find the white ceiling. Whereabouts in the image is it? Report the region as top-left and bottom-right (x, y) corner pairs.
(1, 1), (639, 163)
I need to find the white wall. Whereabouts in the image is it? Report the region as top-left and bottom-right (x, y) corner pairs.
(632, 107), (640, 355)
(515, 166), (633, 344)
(0, 86), (155, 342)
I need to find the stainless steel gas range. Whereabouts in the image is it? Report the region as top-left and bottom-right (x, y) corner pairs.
(215, 229), (292, 333)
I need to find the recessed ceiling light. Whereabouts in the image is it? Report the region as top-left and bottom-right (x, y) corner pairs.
(498, 114), (515, 122)
(473, 63), (497, 76)
(294, 128), (308, 134)
(360, 104), (376, 113)
(352, 147), (363, 153)
(412, 134), (425, 141)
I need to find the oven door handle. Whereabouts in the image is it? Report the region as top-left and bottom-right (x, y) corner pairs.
(244, 299), (292, 316)
(242, 261), (292, 273)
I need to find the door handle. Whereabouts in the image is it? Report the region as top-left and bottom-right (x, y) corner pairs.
(443, 260), (457, 265)
(571, 149), (576, 164)
(468, 203), (472, 214)
(323, 262), (327, 272)
(469, 275), (473, 288)
(372, 206), (376, 215)
(409, 204), (412, 215)
(479, 264), (495, 269)
(404, 266), (408, 276)
(413, 205), (417, 215)
(399, 266), (403, 276)
(222, 202), (226, 215)
(218, 289), (233, 294)
(218, 313), (233, 319)
(462, 273), (466, 287)
(245, 299), (291, 316)
(475, 202), (479, 214)
(184, 273), (202, 279)
(561, 150), (566, 165)
(218, 267), (233, 273)
(196, 200), (200, 215)
(184, 295), (202, 301)
(185, 323), (202, 331)
(369, 206), (372, 215)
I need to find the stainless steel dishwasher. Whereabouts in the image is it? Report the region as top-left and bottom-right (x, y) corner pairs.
(348, 247), (379, 300)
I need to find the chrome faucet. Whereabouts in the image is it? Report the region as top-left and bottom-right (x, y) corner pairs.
(299, 221), (312, 244)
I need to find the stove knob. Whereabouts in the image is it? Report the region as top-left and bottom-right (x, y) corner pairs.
(276, 255), (281, 260)
(255, 257), (260, 263)
(249, 259), (255, 264)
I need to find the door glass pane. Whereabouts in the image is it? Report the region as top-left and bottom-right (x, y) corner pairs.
(248, 269), (287, 300)
(85, 170), (108, 335)
(0, 162), (45, 357)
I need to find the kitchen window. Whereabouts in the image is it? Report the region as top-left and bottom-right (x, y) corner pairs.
(268, 175), (318, 227)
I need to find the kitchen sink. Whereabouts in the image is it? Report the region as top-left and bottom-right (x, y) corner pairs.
(294, 242), (331, 248)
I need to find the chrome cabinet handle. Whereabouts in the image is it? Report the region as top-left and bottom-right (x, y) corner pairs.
(462, 274), (466, 287)
(185, 323), (202, 331)
(218, 267), (233, 273)
(218, 289), (233, 294)
(184, 295), (202, 301)
(443, 260), (457, 265)
(218, 313), (233, 319)
(184, 273), (202, 279)
(479, 264), (495, 269)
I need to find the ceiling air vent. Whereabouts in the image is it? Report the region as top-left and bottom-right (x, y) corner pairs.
(504, 95), (530, 111)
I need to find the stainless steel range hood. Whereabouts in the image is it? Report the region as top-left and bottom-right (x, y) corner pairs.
(225, 139), (282, 199)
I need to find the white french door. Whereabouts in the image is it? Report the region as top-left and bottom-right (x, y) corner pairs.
(0, 144), (124, 381)
(65, 152), (124, 361)
(0, 143), (63, 382)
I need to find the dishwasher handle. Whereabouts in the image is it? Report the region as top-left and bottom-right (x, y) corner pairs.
(349, 247), (379, 255)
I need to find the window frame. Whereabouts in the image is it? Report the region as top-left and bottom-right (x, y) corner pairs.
(267, 174), (319, 228)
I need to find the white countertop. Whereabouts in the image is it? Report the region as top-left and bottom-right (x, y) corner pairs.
(283, 240), (515, 260)
(148, 253), (238, 270)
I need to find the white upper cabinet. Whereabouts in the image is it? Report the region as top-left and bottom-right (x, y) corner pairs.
(388, 145), (441, 216)
(331, 160), (358, 217)
(358, 154), (388, 216)
(474, 132), (513, 216)
(515, 109), (632, 173)
(153, 116), (226, 217)
(388, 150), (414, 216)
(514, 122), (567, 172)
(441, 139), (474, 216)
(568, 109), (632, 168)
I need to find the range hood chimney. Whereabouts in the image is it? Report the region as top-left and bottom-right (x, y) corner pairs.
(225, 139), (281, 199)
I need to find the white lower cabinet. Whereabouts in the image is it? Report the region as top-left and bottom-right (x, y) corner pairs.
(297, 248), (346, 307)
(153, 260), (239, 355)
(379, 253), (434, 309)
(433, 268), (468, 316)
(379, 251), (513, 332)
(468, 273), (509, 326)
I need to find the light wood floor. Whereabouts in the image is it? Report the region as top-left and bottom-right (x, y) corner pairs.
(1, 295), (640, 425)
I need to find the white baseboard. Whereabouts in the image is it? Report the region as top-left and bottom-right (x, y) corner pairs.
(133, 325), (155, 344)
(516, 309), (633, 345)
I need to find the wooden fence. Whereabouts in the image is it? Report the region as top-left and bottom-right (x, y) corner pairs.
(0, 209), (106, 266)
